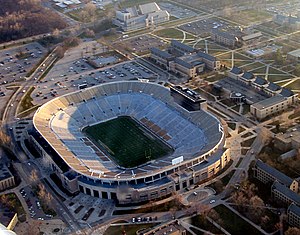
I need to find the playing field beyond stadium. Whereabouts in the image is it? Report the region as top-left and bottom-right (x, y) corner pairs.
(83, 116), (174, 168)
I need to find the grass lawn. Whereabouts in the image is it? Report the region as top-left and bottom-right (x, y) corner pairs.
(214, 205), (263, 235)
(267, 74), (293, 83)
(241, 137), (255, 147)
(225, 10), (272, 25)
(153, 28), (184, 39)
(104, 223), (158, 235)
(227, 122), (236, 130)
(83, 116), (173, 168)
(18, 87), (35, 114)
(190, 215), (223, 234)
(286, 79), (300, 90)
(241, 62), (265, 71)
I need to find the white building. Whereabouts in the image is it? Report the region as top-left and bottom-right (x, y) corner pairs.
(113, 2), (169, 31)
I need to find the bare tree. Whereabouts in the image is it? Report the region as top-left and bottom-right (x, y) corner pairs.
(285, 227), (300, 235)
(0, 129), (11, 148)
(29, 169), (39, 185)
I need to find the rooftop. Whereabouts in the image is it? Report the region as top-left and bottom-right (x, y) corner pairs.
(211, 28), (238, 41)
(170, 85), (205, 102)
(241, 72), (255, 80)
(197, 51), (217, 62)
(0, 164), (13, 181)
(288, 48), (300, 57)
(280, 88), (295, 97)
(230, 66), (243, 75)
(288, 203), (300, 216)
(171, 40), (196, 53)
(266, 82), (282, 92)
(253, 76), (268, 86)
(272, 181), (300, 205)
(150, 48), (174, 60)
(251, 95), (286, 110)
(256, 160), (294, 186)
(139, 2), (160, 14)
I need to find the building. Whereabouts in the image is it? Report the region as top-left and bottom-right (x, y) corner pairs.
(274, 130), (300, 152)
(250, 96), (290, 120)
(241, 32), (263, 45)
(271, 181), (300, 206)
(227, 66), (243, 80)
(170, 86), (207, 111)
(168, 56), (205, 78)
(211, 29), (239, 48)
(150, 40), (220, 79)
(32, 81), (230, 204)
(239, 71), (255, 85)
(287, 49), (300, 63)
(197, 51), (220, 71)
(254, 160), (298, 192)
(140, 221), (186, 235)
(150, 48), (174, 68)
(0, 164), (15, 191)
(273, 14), (300, 30)
(227, 66), (297, 120)
(170, 40), (197, 55)
(288, 203), (300, 228)
(113, 2), (169, 31)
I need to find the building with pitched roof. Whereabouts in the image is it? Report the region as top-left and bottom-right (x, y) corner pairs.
(211, 29), (240, 48)
(227, 66), (297, 119)
(0, 164), (15, 191)
(271, 181), (300, 206)
(288, 203), (300, 228)
(254, 160), (298, 192)
(170, 40), (197, 55)
(150, 40), (220, 79)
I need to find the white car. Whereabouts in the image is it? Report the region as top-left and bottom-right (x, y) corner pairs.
(209, 199), (216, 204)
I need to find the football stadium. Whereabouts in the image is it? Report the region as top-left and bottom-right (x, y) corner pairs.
(32, 81), (230, 204)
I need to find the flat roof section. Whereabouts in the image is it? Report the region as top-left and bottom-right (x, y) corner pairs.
(251, 95), (286, 110)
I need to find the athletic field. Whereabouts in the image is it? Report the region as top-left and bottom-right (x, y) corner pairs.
(83, 116), (173, 168)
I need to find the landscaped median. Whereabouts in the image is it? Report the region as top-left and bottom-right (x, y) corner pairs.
(16, 86), (40, 118)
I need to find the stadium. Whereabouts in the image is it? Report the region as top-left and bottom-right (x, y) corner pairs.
(32, 81), (230, 204)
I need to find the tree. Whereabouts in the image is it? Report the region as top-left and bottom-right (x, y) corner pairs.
(52, 28), (60, 37)
(285, 227), (300, 235)
(0, 129), (11, 148)
(37, 183), (46, 200)
(208, 209), (223, 225)
(55, 46), (65, 59)
(294, 64), (300, 76)
(29, 169), (39, 185)
(274, 49), (284, 65)
(249, 195), (265, 222)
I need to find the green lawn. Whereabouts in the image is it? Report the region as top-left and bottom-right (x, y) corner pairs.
(83, 116), (173, 168)
(214, 205), (263, 235)
(153, 28), (184, 38)
(286, 79), (300, 90)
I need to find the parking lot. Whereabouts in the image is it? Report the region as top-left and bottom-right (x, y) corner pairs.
(179, 17), (239, 37)
(159, 2), (198, 19)
(0, 42), (47, 85)
(31, 61), (157, 105)
(20, 186), (49, 221)
(118, 35), (167, 55)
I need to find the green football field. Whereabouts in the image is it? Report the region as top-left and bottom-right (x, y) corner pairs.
(83, 116), (173, 168)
